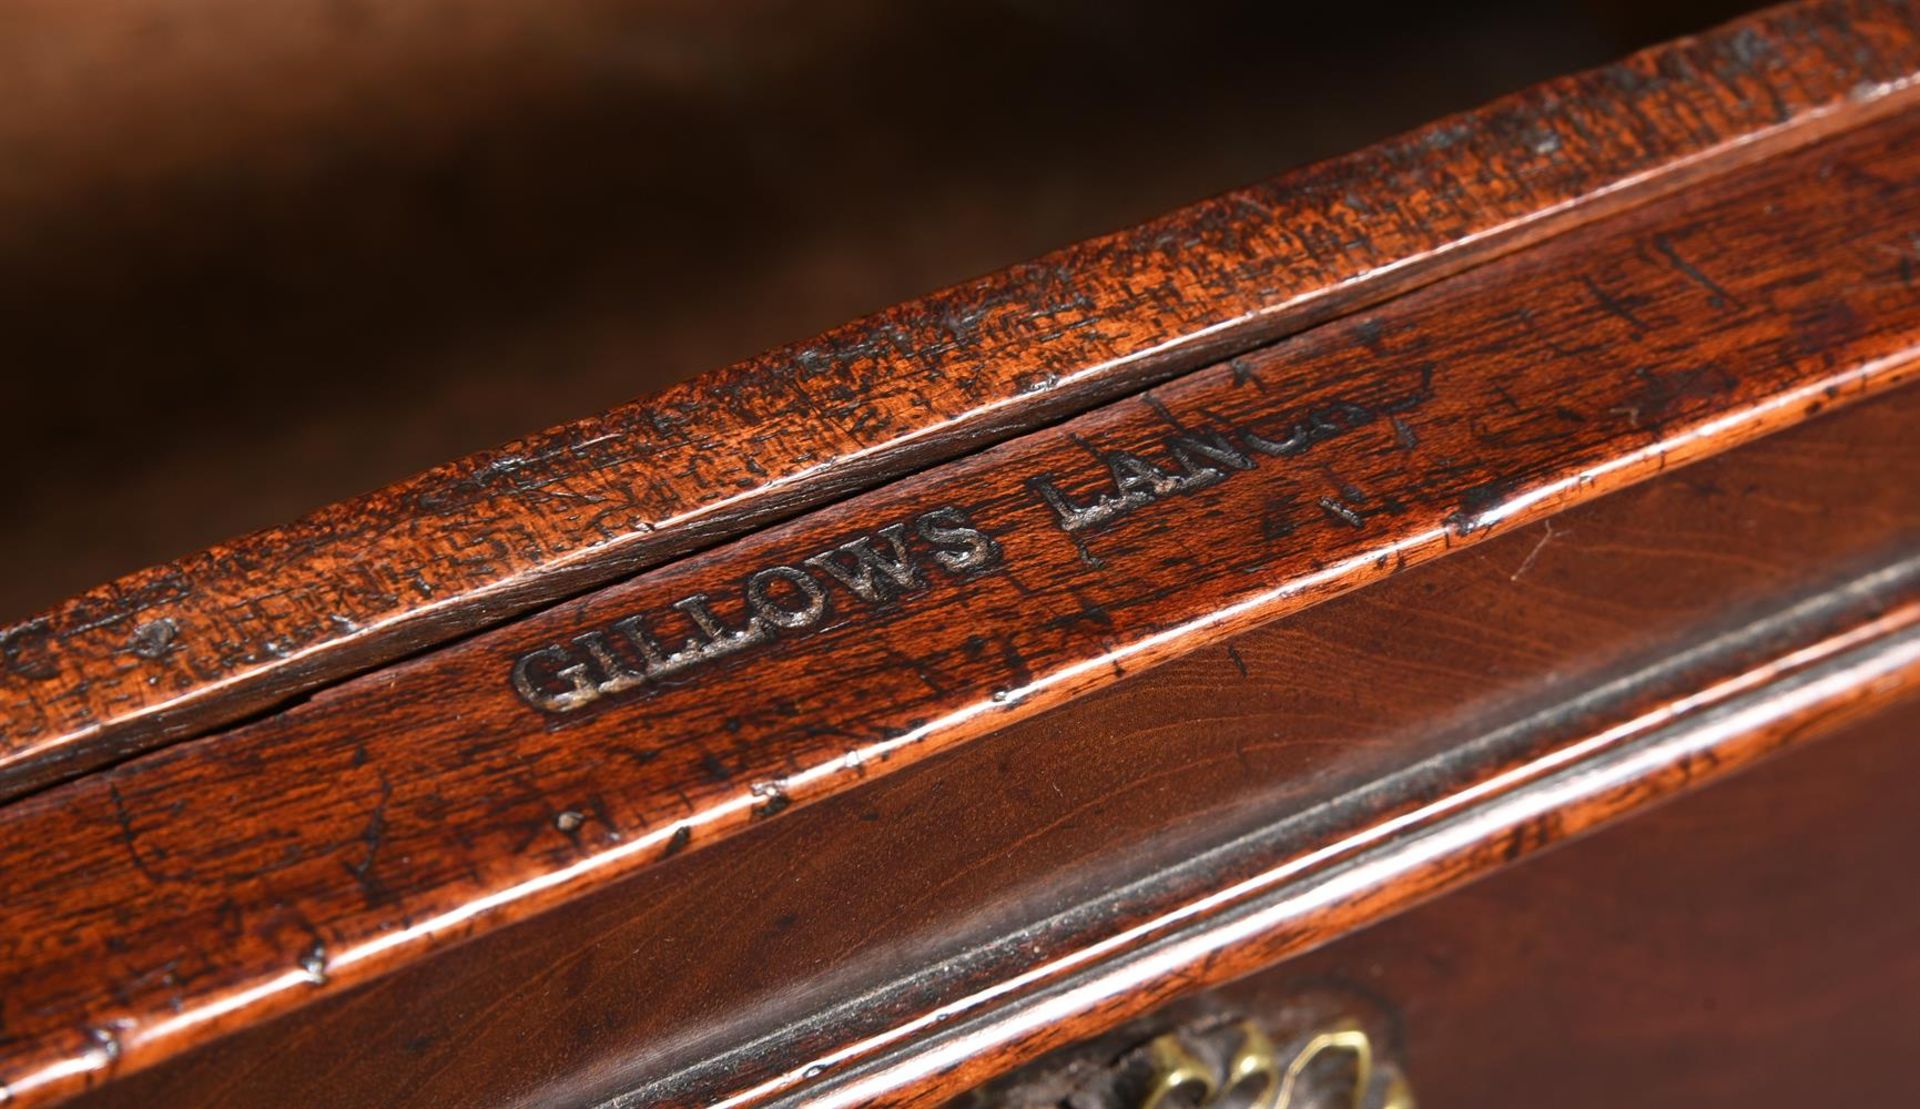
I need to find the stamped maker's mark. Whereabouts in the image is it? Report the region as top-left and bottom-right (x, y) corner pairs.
(512, 507), (1001, 713)
(512, 365), (1433, 715)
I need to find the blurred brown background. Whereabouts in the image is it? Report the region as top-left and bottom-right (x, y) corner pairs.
(0, 0), (1755, 623)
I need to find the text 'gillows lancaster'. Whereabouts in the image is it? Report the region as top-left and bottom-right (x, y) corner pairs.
(511, 507), (1000, 713)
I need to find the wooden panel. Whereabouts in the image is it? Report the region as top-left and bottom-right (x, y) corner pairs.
(958, 691), (1920, 1107)
(11, 99), (1920, 1105)
(6, 0), (1919, 797)
(53, 377), (1920, 1107)
(1221, 694), (1920, 1107)
(0, 2), (1756, 628)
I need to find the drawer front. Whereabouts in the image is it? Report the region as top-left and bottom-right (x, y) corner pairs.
(968, 695), (1920, 1108)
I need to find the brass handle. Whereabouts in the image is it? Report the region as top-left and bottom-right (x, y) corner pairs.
(1140, 1019), (1413, 1109)
(1141, 1034), (1217, 1109)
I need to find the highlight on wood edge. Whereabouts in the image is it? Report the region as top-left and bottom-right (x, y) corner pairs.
(5, 0), (1919, 798)
(734, 575), (1920, 1109)
(9, 91), (1920, 1106)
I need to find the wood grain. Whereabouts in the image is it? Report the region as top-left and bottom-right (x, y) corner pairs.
(1001, 690), (1920, 1109)
(1223, 694), (1920, 1108)
(6, 0), (1920, 798)
(8, 96), (1920, 1104)
(61, 381), (1920, 1109)
(794, 584), (1920, 1108)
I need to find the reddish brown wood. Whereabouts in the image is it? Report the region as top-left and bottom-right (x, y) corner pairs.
(810, 618), (1920, 1107)
(972, 693), (1920, 1108)
(58, 377), (1920, 1109)
(8, 96), (1920, 1103)
(6, 0), (1920, 798)
(0, 2), (1760, 635)
(1220, 694), (1920, 1107)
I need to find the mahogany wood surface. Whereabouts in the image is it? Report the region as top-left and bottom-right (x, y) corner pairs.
(1227, 695), (1920, 1107)
(820, 619), (1920, 1107)
(9, 88), (1920, 1104)
(58, 364), (1920, 1108)
(9, 4), (1920, 1105)
(0, 1), (1756, 626)
(6, 0), (1919, 798)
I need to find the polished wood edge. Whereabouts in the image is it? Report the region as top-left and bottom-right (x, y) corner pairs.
(700, 569), (1920, 1108)
(5, 103), (1920, 1105)
(6, 0), (1918, 797)
(67, 380), (1920, 1109)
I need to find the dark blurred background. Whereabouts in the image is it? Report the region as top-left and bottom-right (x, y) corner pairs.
(0, 0), (1757, 622)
